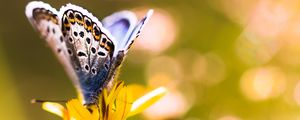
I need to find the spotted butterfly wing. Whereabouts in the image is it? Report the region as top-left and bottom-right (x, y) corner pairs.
(25, 1), (81, 93)
(59, 3), (120, 105)
(25, 1), (153, 105)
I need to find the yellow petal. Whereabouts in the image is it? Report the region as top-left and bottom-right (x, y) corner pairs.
(113, 86), (132, 120)
(88, 105), (100, 120)
(128, 87), (167, 117)
(127, 84), (148, 100)
(42, 102), (65, 117)
(66, 99), (92, 120)
(102, 89), (109, 107)
(107, 81), (124, 105)
(98, 98), (103, 119)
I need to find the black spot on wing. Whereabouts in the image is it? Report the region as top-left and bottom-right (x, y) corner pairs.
(57, 48), (61, 53)
(85, 64), (90, 71)
(77, 51), (87, 57)
(52, 28), (55, 33)
(64, 16), (69, 24)
(67, 49), (72, 55)
(97, 51), (105, 56)
(66, 26), (70, 31)
(47, 26), (50, 33)
(102, 37), (107, 43)
(91, 47), (96, 54)
(91, 68), (96, 74)
(104, 64), (109, 70)
(85, 19), (91, 26)
(75, 13), (83, 21)
(69, 37), (73, 43)
(79, 31), (84, 38)
(73, 31), (78, 37)
(86, 37), (90, 44)
(60, 36), (63, 42)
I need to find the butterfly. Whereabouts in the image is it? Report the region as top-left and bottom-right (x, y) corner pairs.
(25, 1), (153, 105)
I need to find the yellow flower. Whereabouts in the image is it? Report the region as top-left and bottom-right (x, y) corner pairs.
(41, 81), (167, 120)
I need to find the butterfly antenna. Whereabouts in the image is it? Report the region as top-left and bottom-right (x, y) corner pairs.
(31, 99), (67, 103)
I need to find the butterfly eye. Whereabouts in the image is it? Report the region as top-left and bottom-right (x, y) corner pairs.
(74, 12), (83, 25)
(66, 10), (75, 24)
(92, 24), (101, 41)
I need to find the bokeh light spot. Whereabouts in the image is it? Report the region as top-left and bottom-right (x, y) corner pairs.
(143, 90), (188, 120)
(240, 66), (286, 101)
(293, 81), (300, 106)
(133, 8), (177, 54)
(146, 56), (182, 88)
(235, 33), (280, 65)
(190, 53), (226, 86)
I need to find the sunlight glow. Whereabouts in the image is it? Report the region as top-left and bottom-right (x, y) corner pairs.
(240, 66), (286, 101)
(133, 8), (177, 54)
(143, 90), (188, 119)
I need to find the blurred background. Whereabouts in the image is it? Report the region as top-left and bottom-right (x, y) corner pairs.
(2, 0), (300, 119)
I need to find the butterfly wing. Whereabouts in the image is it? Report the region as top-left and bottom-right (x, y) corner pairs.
(102, 10), (153, 57)
(102, 11), (137, 49)
(25, 1), (81, 92)
(102, 10), (154, 89)
(26, 1), (153, 105)
(124, 10), (153, 52)
(59, 4), (116, 105)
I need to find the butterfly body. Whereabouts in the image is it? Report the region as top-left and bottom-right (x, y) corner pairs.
(25, 1), (152, 105)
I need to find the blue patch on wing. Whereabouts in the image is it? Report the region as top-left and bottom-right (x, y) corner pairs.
(104, 19), (130, 41)
(79, 59), (110, 105)
(102, 11), (137, 51)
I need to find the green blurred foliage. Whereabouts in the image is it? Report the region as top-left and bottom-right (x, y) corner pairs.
(0, 35), (27, 120)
